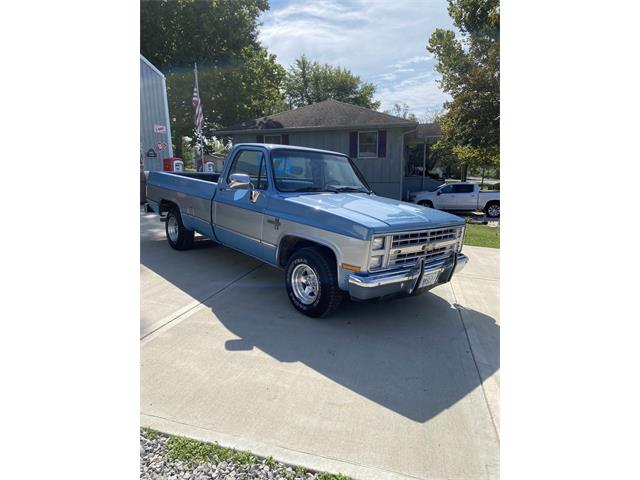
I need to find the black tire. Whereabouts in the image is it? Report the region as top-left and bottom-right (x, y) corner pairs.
(418, 200), (434, 208)
(485, 201), (500, 218)
(285, 247), (343, 318)
(165, 208), (194, 250)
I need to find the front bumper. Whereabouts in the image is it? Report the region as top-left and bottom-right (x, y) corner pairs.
(347, 253), (468, 301)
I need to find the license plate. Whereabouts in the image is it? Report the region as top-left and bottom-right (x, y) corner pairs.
(419, 270), (441, 289)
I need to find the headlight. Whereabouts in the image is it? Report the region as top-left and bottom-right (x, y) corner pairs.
(371, 236), (385, 251)
(369, 255), (383, 270)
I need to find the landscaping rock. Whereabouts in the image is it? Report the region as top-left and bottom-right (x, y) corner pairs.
(140, 429), (340, 480)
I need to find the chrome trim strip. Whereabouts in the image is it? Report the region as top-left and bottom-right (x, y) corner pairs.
(215, 225), (261, 243)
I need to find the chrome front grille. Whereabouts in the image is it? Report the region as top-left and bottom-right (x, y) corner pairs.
(391, 227), (458, 249)
(387, 227), (461, 268)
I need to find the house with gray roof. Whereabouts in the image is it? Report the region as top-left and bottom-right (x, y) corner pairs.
(214, 99), (441, 200)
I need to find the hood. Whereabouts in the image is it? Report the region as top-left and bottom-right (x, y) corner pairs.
(284, 193), (464, 236)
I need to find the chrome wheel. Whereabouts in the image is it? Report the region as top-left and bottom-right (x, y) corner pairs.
(487, 204), (500, 217)
(291, 263), (320, 305)
(167, 215), (180, 242)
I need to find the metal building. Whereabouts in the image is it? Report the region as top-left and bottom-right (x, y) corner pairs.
(140, 54), (173, 170)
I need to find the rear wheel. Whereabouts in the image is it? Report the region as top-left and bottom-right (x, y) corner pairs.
(418, 200), (434, 208)
(165, 208), (194, 250)
(485, 201), (500, 218)
(285, 247), (343, 317)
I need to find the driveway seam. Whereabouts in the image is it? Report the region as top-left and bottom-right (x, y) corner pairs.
(140, 263), (264, 342)
(140, 413), (429, 480)
(449, 283), (500, 443)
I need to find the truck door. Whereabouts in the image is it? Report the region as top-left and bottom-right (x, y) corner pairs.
(453, 183), (477, 210)
(435, 184), (457, 209)
(214, 148), (270, 260)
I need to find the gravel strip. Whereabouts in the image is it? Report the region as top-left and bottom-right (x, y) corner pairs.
(140, 429), (344, 480)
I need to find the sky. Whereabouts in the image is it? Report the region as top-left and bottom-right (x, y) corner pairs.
(259, 0), (454, 120)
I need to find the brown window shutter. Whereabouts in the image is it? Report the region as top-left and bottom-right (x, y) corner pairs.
(256, 134), (264, 143)
(282, 134), (289, 145)
(349, 131), (358, 157)
(378, 130), (387, 157)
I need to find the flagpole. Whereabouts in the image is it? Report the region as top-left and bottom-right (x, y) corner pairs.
(194, 62), (204, 171)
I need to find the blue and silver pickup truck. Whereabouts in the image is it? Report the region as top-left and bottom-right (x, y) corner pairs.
(146, 144), (468, 317)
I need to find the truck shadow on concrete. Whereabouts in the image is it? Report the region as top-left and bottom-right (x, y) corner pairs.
(141, 214), (499, 424)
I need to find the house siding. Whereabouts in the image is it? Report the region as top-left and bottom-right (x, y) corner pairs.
(233, 127), (411, 200)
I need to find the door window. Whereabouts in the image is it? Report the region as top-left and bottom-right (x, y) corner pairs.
(452, 184), (474, 193)
(440, 185), (454, 194)
(227, 150), (268, 190)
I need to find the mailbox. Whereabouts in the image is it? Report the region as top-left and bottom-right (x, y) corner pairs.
(204, 161), (215, 173)
(173, 159), (184, 172)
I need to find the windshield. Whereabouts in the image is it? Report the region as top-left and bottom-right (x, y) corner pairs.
(271, 149), (371, 193)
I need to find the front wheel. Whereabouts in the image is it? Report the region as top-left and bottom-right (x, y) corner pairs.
(418, 200), (434, 208)
(485, 201), (500, 218)
(285, 248), (343, 317)
(165, 208), (194, 250)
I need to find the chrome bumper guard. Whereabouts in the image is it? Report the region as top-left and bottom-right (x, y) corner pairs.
(348, 253), (469, 300)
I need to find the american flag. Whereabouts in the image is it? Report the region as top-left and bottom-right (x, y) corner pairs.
(192, 76), (204, 136)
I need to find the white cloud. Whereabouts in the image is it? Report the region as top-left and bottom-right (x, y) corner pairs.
(259, 0), (454, 117)
(392, 55), (433, 69)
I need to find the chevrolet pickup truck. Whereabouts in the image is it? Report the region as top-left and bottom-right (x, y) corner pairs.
(146, 144), (468, 317)
(409, 182), (500, 217)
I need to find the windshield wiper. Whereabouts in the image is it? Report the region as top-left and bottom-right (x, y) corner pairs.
(327, 186), (370, 193)
(292, 186), (337, 192)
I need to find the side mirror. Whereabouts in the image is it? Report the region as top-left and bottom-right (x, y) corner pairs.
(229, 173), (251, 190)
(437, 190), (442, 196)
(229, 173), (260, 203)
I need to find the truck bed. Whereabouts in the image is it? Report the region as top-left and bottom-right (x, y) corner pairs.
(146, 171), (220, 238)
(168, 171), (221, 183)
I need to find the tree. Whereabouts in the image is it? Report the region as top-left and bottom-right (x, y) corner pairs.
(385, 102), (418, 121)
(140, 0), (285, 156)
(165, 47), (286, 156)
(141, 0), (269, 70)
(427, 0), (499, 172)
(284, 55), (380, 109)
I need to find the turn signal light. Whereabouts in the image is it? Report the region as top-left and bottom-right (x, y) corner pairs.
(341, 263), (361, 272)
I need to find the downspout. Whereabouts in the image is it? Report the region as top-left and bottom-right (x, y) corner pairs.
(401, 127), (417, 201)
(421, 142), (426, 191)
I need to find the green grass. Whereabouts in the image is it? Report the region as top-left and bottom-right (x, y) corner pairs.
(318, 473), (352, 480)
(153, 432), (352, 479)
(463, 224), (500, 249)
(165, 435), (258, 466)
(141, 427), (161, 440)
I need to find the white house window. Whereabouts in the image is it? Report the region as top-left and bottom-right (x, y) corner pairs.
(358, 131), (378, 157)
(264, 134), (282, 144)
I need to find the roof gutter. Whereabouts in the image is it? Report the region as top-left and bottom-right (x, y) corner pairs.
(213, 122), (418, 136)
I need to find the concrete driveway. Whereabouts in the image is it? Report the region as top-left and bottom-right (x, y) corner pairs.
(140, 210), (500, 480)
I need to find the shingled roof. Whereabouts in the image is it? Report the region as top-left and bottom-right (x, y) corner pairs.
(416, 123), (442, 139)
(214, 99), (417, 134)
